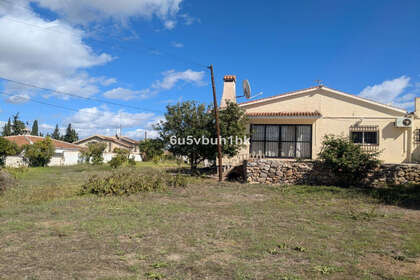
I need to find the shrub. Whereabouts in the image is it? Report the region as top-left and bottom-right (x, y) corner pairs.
(109, 148), (130, 168)
(23, 137), (55, 167)
(0, 137), (21, 166)
(318, 135), (381, 187)
(81, 142), (107, 165)
(128, 157), (136, 166)
(79, 169), (189, 196)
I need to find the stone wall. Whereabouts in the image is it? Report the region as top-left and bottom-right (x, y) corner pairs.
(245, 159), (420, 187)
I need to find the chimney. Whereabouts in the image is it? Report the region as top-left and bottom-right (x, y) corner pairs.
(416, 97), (420, 117)
(220, 75), (236, 107)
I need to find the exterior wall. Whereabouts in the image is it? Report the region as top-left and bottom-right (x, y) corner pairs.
(246, 159), (420, 187)
(63, 151), (81, 166)
(240, 88), (414, 164)
(5, 156), (27, 168)
(77, 137), (138, 153)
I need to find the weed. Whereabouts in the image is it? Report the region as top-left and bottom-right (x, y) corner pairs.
(151, 262), (168, 269)
(293, 246), (306, 252)
(314, 265), (342, 274)
(145, 272), (164, 279)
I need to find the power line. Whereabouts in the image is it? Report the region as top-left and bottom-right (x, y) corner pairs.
(0, 91), (162, 122)
(0, 76), (165, 114)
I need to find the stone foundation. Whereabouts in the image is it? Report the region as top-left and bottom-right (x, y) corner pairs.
(245, 159), (420, 187)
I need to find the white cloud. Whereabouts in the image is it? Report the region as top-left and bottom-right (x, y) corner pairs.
(125, 128), (159, 139)
(163, 20), (176, 30)
(179, 14), (200, 25)
(152, 69), (205, 90)
(104, 69), (205, 100)
(171, 41), (184, 48)
(359, 76), (413, 109)
(103, 87), (149, 100)
(65, 106), (157, 138)
(33, 0), (183, 28)
(0, 2), (114, 102)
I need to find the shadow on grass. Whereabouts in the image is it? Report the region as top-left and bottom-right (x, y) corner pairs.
(354, 184), (420, 210)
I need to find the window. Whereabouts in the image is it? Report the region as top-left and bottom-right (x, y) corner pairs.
(250, 124), (312, 159)
(351, 131), (378, 145)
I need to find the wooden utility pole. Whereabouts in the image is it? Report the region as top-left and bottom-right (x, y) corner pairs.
(208, 65), (223, 182)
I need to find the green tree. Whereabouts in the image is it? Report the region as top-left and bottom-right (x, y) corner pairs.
(23, 137), (55, 167)
(81, 142), (107, 165)
(138, 139), (164, 161)
(31, 120), (39, 136)
(63, 123), (79, 143)
(51, 124), (61, 140)
(0, 137), (21, 166)
(11, 113), (25, 136)
(156, 101), (248, 172)
(2, 118), (12, 136)
(318, 135), (381, 187)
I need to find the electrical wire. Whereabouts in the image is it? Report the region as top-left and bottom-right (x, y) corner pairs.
(0, 91), (164, 121)
(0, 76), (165, 114)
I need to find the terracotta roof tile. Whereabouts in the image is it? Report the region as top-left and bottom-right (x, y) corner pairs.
(246, 111), (321, 117)
(224, 75), (236, 82)
(4, 136), (82, 150)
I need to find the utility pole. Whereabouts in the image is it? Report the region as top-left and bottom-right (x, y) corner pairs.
(208, 65), (223, 182)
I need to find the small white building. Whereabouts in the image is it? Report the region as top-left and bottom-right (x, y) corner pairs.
(4, 135), (83, 167)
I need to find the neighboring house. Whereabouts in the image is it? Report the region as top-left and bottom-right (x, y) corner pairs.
(75, 135), (142, 162)
(221, 75), (420, 164)
(4, 135), (82, 167)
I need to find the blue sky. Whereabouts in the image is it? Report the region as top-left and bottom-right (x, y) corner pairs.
(0, 0), (419, 138)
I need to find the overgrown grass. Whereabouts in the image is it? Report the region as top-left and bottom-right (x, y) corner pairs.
(0, 165), (419, 280)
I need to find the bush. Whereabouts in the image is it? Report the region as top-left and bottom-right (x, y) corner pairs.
(109, 148), (130, 168)
(318, 135), (381, 187)
(82, 142), (107, 165)
(23, 137), (55, 167)
(0, 137), (21, 166)
(79, 169), (189, 196)
(128, 157), (136, 166)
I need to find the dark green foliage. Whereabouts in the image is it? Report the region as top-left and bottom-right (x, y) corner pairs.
(51, 124), (61, 140)
(0, 137), (21, 166)
(156, 101), (248, 171)
(31, 120), (39, 136)
(81, 142), (107, 165)
(79, 169), (189, 196)
(128, 157), (136, 166)
(12, 113), (26, 136)
(109, 148), (130, 168)
(63, 123), (79, 143)
(318, 135), (381, 187)
(2, 118), (12, 136)
(138, 138), (164, 161)
(23, 137), (55, 167)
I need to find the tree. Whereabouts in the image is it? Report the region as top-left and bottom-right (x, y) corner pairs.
(23, 137), (55, 167)
(2, 118), (12, 136)
(0, 137), (21, 166)
(156, 101), (248, 172)
(63, 123), (79, 143)
(11, 113), (25, 136)
(51, 124), (61, 140)
(31, 120), (39, 136)
(138, 139), (164, 161)
(318, 135), (381, 187)
(81, 142), (107, 165)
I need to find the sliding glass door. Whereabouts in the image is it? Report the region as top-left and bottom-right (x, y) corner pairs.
(250, 124), (312, 159)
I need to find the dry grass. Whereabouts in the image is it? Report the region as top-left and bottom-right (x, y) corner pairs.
(0, 164), (419, 280)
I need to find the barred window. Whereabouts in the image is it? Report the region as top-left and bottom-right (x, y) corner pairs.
(250, 124), (312, 159)
(415, 129), (420, 143)
(350, 126), (379, 145)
